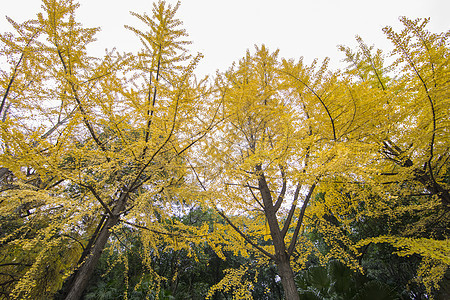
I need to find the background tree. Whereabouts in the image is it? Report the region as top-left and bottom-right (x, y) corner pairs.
(337, 17), (450, 297)
(302, 17), (450, 298)
(195, 17), (449, 300)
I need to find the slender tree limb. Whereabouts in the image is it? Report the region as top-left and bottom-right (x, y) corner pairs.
(247, 182), (265, 210)
(0, 263), (32, 267)
(356, 36), (386, 91)
(127, 93), (180, 194)
(120, 220), (207, 239)
(0, 279), (16, 287)
(61, 234), (86, 251)
(281, 182), (302, 238)
(189, 161), (275, 260)
(111, 231), (135, 254)
(273, 165), (287, 212)
(287, 183), (316, 257)
(282, 70), (337, 140)
(0, 272), (17, 280)
(146, 47), (162, 141)
(82, 184), (114, 217)
(215, 209), (275, 260)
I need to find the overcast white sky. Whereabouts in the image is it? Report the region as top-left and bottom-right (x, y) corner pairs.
(1, 0), (449, 77)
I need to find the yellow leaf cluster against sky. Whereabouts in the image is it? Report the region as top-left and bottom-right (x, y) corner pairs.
(1, 0), (449, 77)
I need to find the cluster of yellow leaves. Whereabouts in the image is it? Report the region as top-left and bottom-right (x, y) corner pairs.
(206, 265), (253, 300)
(357, 236), (449, 265)
(290, 236), (318, 273)
(417, 257), (449, 297)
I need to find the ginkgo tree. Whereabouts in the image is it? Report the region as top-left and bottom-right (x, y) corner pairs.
(0, 0), (218, 299)
(332, 17), (450, 296)
(193, 45), (371, 300)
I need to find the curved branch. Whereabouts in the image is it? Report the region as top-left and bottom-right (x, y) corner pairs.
(385, 30), (438, 191)
(273, 165), (287, 212)
(282, 71), (336, 140)
(247, 182), (265, 210)
(82, 184), (114, 217)
(189, 160), (275, 260)
(215, 209), (275, 260)
(61, 234), (86, 251)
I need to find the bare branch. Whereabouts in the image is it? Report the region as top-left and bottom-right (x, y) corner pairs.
(0, 263), (32, 267)
(120, 220), (207, 239)
(82, 184), (114, 217)
(247, 182), (265, 210)
(273, 165), (287, 212)
(281, 182), (302, 238)
(288, 183), (316, 256)
(215, 209), (275, 260)
(61, 234), (86, 251)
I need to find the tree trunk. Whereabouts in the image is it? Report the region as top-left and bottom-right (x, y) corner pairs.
(58, 191), (128, 300)
(62, 214), (120, 300)
(277, 257), (300, 300)
(256, 169), (300, 299)
(54, 216), (107, 299)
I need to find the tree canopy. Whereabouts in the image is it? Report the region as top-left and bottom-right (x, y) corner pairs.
(0, 1), (448, 299)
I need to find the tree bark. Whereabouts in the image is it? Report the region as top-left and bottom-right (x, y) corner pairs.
(54, 216), (107, 299)
(59, 194), (127, 300)
(255, 167), (300, 299)
(0, 167), (11, 181)
(62, 214), (120, 300)
(276, 256), (300, 300)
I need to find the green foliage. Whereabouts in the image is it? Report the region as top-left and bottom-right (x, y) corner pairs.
(81, 207), (283, 300)
(296, 260), (399, 300)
